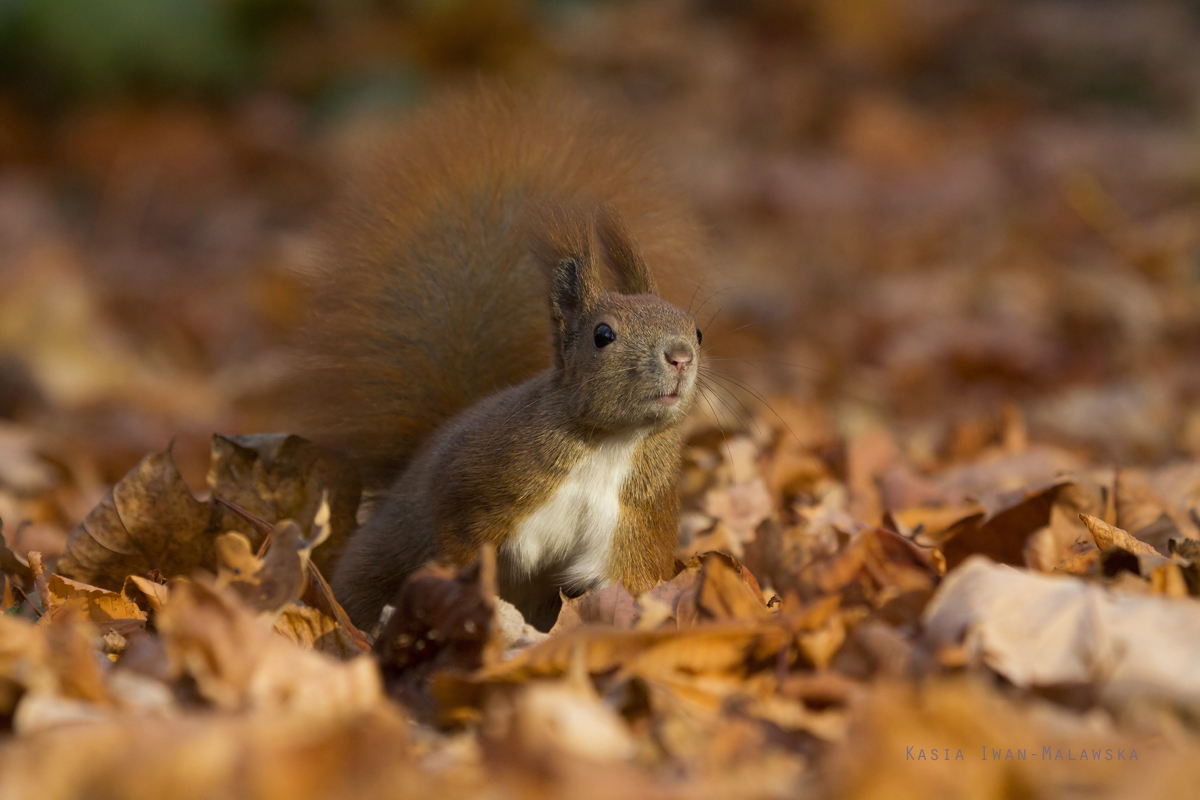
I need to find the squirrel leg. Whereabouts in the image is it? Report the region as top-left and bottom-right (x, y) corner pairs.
(330, 481), (437, 631)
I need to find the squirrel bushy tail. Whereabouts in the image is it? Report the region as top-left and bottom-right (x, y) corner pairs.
(297, 84), (696, 481)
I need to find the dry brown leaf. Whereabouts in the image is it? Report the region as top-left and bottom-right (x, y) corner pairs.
(469, 594), (843, 691)
(1023, 482), (1106, 572)
(0, 518), (33, 583)
(1080, 513), (1159, 556)
(846, 426), (900, 526)
(0, 422), (56, 494)
(1053, 536), (1100, 577)
(273, 603), (362, 658)
(156, 578), (380, 717)
(0, 615), (54, 714)
(795, 604), (845, 669)
(375, 550), (496, 717)
(681, 521), (753, 560)
(42, 573), (146, 624)
(824, 679), (1172, 800)
(676, 553), (769, 628)
(36, 608), (112, 707)
(214, 530), (262, 582)
(216, 524), (305, 613)
(502, 679), (637, 762)
(548, 552), (769, 635)
(741, 691), (849, 741)
(796, 527), (939, 607)
(56, 438), (353, 596)
(1169, 538), (1200, 562)
(1115, 468), (1169, 537)
(765, 440), (831, 504)
(641, 563), (703, 624)
(700, 478), (774, 544)
(0, 710), (419, 800)
(493, 596), (548, 654)
(206, 434), (360, 576)
(938, 480), (1069, 570)
(299, 558), (371, 654)
(120, 575), (168, 614)
(556, 583), (641, 630)
(55, 449), (221, 591)
(888, 502), (983, 542)
(470, 624), (786, 688)
(924, 556), (1200, 708)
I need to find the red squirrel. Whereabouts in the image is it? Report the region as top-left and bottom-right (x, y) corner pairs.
(298, 86), (702, 631)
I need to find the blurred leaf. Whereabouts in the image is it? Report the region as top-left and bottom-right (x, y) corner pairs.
(375, 548), (497, 717)
(56, 449), (221, 591)
(0, 518), (32, 583)
(207, 434), (360, 576)
(156, 578), (380, 715)
(273, 602), (361, 658)
(42, 573), (145, 624)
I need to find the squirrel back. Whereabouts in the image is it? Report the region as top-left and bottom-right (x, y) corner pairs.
(299, 85), (696, 482)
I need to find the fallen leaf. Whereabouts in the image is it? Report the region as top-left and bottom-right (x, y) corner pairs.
(503, 679), (637, 762)
(494, 596), (549, 654)
(56, 449), (221, 591)
(923, 556), (1200, 710)
(796, 527), (939, 608)
(0, 422), (56, 494)
(1080, 513), (1159, 556)
(700, 478), (775, 545)
(824, 679), (1171, 800)
(216, 523), (305, 613)
(939, 480), (1069, 570)
(273, 603), (362, 658)
(1169, 538), (1200, 562)
(676, 553), (769, 627)
(1115, 469), (1168, 537)
(156, 578), (380, 718)
(207, 434), (360, 576)
(556, 583), (641, 630)
(120, 575), (168, 614)
(846, 426), (900, 526)
(375, 548), (497, 717)
(42, 573), (146, 624)
(298, 560), (371, 654)
(0, 518), (33, 583)
(38, 607), (112, 707)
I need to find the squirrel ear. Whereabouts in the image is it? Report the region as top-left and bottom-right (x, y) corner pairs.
(595, 204), (658, 295)
(531, 200), (604, 344)
(550, 255), (602, 340)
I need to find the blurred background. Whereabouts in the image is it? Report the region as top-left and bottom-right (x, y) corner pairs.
(1, 0), (1199, 557)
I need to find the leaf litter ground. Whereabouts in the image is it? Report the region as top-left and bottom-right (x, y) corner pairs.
(4, 403), (1200, 799)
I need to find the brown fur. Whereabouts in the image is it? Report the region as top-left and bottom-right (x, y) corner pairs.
(297, 84), (700, 630)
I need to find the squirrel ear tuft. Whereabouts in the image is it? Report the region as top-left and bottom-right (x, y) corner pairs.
(550, 255), (601, 340)
(530, 200), (604, 344)
(595, 204), (658, 295)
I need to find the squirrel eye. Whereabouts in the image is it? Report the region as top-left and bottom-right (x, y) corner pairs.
(593, 324), (616, 348)
(696, 327), (703, 345)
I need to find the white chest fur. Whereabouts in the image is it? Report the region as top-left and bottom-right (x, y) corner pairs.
(504, 432), (643, 591)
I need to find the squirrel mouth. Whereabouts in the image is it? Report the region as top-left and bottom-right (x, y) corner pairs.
(658, 392), (680, 406)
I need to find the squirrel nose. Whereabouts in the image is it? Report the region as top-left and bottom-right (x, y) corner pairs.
(664, 344), (694, 372)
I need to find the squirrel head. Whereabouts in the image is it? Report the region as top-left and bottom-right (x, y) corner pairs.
(532, 202), (700, 433)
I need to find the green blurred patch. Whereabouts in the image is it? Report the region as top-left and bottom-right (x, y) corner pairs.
(312, 67), (424, 122)
(0, 0), (271, 96)
(0, 0), (588, 102)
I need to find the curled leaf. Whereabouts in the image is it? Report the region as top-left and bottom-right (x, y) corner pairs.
(56, 450), (220, 591)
